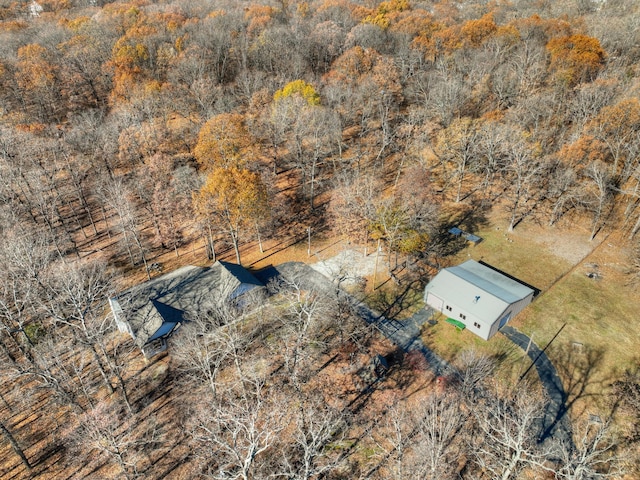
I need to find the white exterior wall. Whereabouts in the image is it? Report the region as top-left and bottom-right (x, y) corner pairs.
(423, 262), (535, 341)
(509, 292), (535, 317)
(488, 307), (511, 339)
(486, 293), (534, 339)
(448, 304), (492, 340)
(426, 293), (494, 340)
(109, 298), (134, 338)
(425, 292), (444, 311)
(426, 290), (534, 341)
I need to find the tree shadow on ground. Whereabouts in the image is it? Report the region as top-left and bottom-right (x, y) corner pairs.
(609, 360), (640, 451)
(552, 343), (608, 414)
(539, 342), (608, 442)
(363, 280), (423, 321)
(425, 199), (490, 264)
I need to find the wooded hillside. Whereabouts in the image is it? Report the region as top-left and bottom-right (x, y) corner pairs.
(1, 0), (639, 478)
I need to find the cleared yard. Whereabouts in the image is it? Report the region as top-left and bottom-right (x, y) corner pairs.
(421, 212), (640, 413)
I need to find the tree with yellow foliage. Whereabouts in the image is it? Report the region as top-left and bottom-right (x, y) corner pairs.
(274, 79), (320, 106)
(192, 167), (269, 265)
(362, 0), (410, 30)
(194, 113), (254, 170)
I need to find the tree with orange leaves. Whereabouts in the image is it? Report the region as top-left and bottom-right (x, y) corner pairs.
(194, 113), (254, 170)
(15, 44), (64, 122)
(547, 34), (606, 86)
(587, 98), (640, 181)
(324, 45), (402, 140)
(192, 167), (269, 265)
(460, 13), (498, 48)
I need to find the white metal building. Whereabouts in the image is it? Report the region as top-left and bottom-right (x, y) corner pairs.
(424, 260), (535, 340)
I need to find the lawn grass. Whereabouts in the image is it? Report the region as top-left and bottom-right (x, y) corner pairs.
(420, 213), (640, 414)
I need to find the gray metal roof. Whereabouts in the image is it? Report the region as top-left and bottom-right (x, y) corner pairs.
(110, 261), (263, 347)
(425, 260), (534, 325)
(448, 260), (533, 304)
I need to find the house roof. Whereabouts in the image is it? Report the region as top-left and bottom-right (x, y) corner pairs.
(110, 261), (263, 348)
(221, 261), (264, 299)
(424, 260), (534, 325)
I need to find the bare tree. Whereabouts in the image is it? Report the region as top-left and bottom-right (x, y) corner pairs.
(475, 120), (508, 199)
(269, 276), (335, 382)
(581, 161), (614, 240)
(503, 136), (545, 232)
(71, 400), (160, 480)
(328, 163), (380, 243)
(41, 259), (117, 395)
(0, 230), (53, 360)
(547, 162), (580, 227)
(106, 330), (138, 415)
(190, 378), (284, 480)
(10, 338), (85, 413)
(300, 106), (342, 209)
(472, 390), (550, 480)
(101, 178), (152, 278)
(547, 419), (622, 480)
(376, 402), (412, 480)
(280, 396), (348, 480)
(0, 261), (40, 354)
(369, 198), (411, 273)
(427, 60), (469, 126)
(569, 79), (619, 130)
(257, 100), (289, 174)
(172, 304), (241, 400)
(454, 349), (496, 401)
(371, 392), (464, 480)
(409, 392), (465, 480)
(434, 117), (479, 203)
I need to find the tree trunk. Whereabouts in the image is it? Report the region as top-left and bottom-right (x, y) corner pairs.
(508, 188), (521, 232)
(310, 156), (317, 210)
(0, 390), (11, 411)
(207, 224), (216, 262)
(456, 162), (465, 203)
(256, 223), (263, 254)
(101, 204), (111, 239)
(120, 229), (135, 268)
(500, 454), (520, 480)
(75, 176), (98, 236)
(116, 370), (133, 415)
(90, 345), (114, 394)
(0, 421), (31, 472)
(130, 230), (150, 280)
(231, 229), (241, 265)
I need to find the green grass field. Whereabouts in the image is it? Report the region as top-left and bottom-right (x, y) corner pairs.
(420, 216), (640, 413)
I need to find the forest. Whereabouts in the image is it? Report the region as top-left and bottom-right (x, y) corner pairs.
(1, 0), (640, 478)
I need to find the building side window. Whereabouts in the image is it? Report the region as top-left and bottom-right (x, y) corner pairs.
(445, 305), (452, 311)
(459, 313), (466, 320)
(474, 322), (481, 329)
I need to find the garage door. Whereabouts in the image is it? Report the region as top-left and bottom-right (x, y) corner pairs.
(426, 292), (444, 312)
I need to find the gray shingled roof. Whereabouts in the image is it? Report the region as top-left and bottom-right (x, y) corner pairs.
(110, 261), (263, 348)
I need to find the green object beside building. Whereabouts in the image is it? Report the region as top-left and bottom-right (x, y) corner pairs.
(446, 318), (466, 331)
